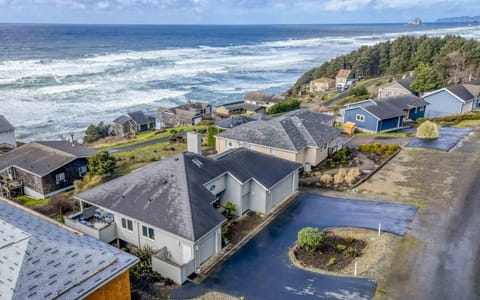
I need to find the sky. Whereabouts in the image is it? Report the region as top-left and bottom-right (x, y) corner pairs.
(0, 0), (477, 24)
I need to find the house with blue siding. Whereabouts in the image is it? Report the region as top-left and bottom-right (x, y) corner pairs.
(424, 79), (480, 118)
(344, 95), (429, 133)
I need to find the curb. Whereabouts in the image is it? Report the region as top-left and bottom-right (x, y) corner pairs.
(351, 148), (402, 189)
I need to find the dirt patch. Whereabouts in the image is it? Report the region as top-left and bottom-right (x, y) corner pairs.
(290, 227), (401, 278)
(224, 212), (266, 245)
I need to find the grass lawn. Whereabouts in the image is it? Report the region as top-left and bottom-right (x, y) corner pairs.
(112, 141), (188, 176)
(355, 132), (410, 138)
(453, 120), (480, 128)
(16, 195), (50, 207)
(98, 125), (208, 151)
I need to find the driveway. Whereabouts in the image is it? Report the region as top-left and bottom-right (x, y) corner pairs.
(172, 194), (417, 300)
(406, 127), (473, 151)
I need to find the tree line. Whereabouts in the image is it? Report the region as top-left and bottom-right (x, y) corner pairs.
(287, 35), (480, 96)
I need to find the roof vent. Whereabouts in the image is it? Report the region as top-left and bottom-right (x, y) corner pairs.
(162, 179), (168, 184)
(174, 157), (179, 161)
(192, 158), (203, 168)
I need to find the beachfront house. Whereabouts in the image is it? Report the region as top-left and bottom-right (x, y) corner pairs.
(336, 69), (355, 90)
(156, 102), (212, 129)
(243, 91), (286, 108)
(0, 141), (97, 199)
(377, 76), (416, 99)
(215, 101), (266, 118)
(0, 197), (138, 300)
(343, 95), (429, 133)
(215, 109), (342, 167)
(111, 111), (155, 137)
(309, 77), (336, 92)
(423, 79), (480, 118)
(70, 148), (300, 283)
(0, 115), (16, 150)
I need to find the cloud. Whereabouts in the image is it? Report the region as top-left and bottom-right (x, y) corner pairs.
(96, 1), (110, 9)
(374, 0), (447, 8)
(324, 0), (372, 11)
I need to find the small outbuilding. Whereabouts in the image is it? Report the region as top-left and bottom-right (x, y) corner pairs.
(343, 122), (356, 135)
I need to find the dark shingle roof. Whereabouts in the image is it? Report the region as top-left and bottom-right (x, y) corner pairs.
(113, 111), (152, 125)
(0, 115), (14, 133)
(214, 116), (256, 129)
(354, 95), (428, 120)
(0, 141), (97, 176)
(75, 148), (300, 241)
(0, 199), (138, 300)
(446, 84), (475, 101)
(243, 92), (285, 104)
(217, 101), (263, 112)
(217, 109), (339, 151)
(397, 76), (415, 93)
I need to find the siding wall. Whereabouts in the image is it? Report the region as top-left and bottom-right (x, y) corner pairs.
(407, 106), (426, 121)
(424, 90), (464, 118)
(378, 83), (411, 99)
(0, 130), (16, 148)
(379, 116), (402, 132)
(85, 271), (132, 300)
(344, 107), (379, 132)
(41, 158), (89, 195)
(269, 171), (296, 209)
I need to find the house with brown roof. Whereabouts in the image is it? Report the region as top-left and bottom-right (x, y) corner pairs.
(378, 76), (416, 99)
(215, 101), (266, 118)
(424, 79), (480, 118)
(0, 141), (97, 199)
(309, 77), (336, 92)
(156, 102), (212, 129)
(243, 91), (286, 108)
(335, 69), (355, 90)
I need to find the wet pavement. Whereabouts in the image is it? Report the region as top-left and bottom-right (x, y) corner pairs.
(172, 193), (418, 300)
(406, 127), (473, 151)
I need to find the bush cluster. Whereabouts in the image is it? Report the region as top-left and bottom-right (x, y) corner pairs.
(417, 112), (480, 125)
(298, 227), (325, 253)
(416, 121), (439, 139)
(358, 143), (399, 157)
(327, 147), (352, 168)
(267, 98), (301, 115)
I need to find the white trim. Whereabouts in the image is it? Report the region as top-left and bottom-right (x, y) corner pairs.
(345, 106), (382, 121)
(346, 99), (376, 108)
(355, 114), (365, 122)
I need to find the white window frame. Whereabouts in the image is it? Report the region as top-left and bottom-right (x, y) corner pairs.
(270, 148), (276, 155)
(355, 114), (365, 122)
(419, 106), (424, 112)
(226, 140), (234, 149)
(55, 172), (65, 184)
(414, 107), (418, 113)
(121, 218), (133, 232)
(142, 225), (155, 240)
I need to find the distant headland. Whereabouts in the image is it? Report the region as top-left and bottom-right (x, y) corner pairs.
(436, 16), (480, 23)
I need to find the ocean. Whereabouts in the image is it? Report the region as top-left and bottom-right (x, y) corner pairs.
(1, 23), (480, 141)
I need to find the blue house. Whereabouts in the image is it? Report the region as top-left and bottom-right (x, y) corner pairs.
(424, 79), (480, 118)
(344, 95), (429, 133)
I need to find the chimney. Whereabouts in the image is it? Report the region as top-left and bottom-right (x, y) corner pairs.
(186, 131), (202, 155)
(70, 134), (75, 147)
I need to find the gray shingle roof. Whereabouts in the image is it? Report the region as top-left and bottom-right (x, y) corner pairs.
(113, 111), (152, 125)
(356, 95), (428, 120)
(446, 84), (475, 101)
(214, 116), (256, 129)
(397, 76), (415, 93)
(217, 101), (263, 112)
(75, 148), (300, 241)
(217, 109), (339, 151)
(243, 92), (285, 104)
(0, 199), (138, 300)
(0, 141), (97, 176)
(0, 116), (14, 133)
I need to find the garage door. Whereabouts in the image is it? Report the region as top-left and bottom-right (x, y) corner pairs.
(270, 173), (293, 208)
(197, 231), (217, 264)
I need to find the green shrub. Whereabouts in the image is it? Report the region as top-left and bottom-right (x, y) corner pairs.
(327, 257), (336, 265)
(267, 98), (301, 115)
(87, 151), (116, 176)
(207, 126), (219, 147)
(297, 227), (325, 252)
(417, 120), (439, 139)
(328, 159), (336, 168)
(336, 244), (347, 251)
(347, 85), (368, 97)
(345, 247), (361, 258)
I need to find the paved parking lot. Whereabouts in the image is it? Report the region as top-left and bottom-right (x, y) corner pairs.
(406, 127), (473, 151)
(172, 193), (417, 300)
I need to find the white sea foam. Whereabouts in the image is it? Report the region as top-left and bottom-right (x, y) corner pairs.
(3, 24), (480, 141)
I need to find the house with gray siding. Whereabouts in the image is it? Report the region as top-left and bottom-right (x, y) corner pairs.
(111, 111), (155, 137)
(156, 102), (212, 129)
(378, 76), (416, 99)
(216, 109), (342, 167)
(344, 95), (429, 133)
(424, 80), (480, 118)
(71, 148), (300, 283)
(0, 141), (97, 199)
(0, 115), (16, 150)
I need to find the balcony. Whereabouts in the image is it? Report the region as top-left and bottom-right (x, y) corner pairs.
(65, 206), (117, 243)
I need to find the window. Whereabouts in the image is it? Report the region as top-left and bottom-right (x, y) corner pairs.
(55, 172), (65, 184)
(78, 165), (87, 176)
(414, 107), (418, 114)
(355, 114), (365, 122)
(270, 148), (276, 155)
(142, 225), (155, 240)
(226, 140), (234, 149)
(419, 106), (425, 112)
(121, 218), (133, 231)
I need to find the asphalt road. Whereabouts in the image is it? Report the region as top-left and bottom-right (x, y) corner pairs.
(406, 127), (473, 152)
(172, 194), (417, 300)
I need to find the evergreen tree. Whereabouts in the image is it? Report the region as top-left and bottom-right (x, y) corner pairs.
(410, 63), (443, 93)
(87, 151), (116, 176)
(83, 124), (99, 144)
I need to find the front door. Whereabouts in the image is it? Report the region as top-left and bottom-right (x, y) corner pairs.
(242, 193), (249, 214)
